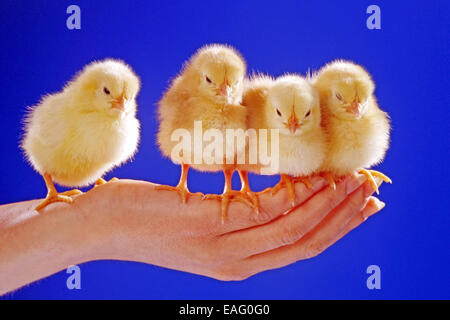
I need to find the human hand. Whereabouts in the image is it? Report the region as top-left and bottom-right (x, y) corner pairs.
(80, 173), (385, 281)
(0, 173), (385, 294)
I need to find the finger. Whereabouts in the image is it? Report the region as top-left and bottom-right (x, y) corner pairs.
(217, 175), (329, 233)
(224, 179), (379, 278)
(335, 196), (385, 241)
(123, 179), (325, 236)
(218, 174), (368, 257)
(122, 179), (326, 236)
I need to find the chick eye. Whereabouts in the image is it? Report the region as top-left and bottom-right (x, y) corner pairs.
(305, 110), (311, 117)
(205, 76), (212, 84)
(103, 87), (111, 95)
(276, 109), (282, 117)
(335, 93), (343, 101)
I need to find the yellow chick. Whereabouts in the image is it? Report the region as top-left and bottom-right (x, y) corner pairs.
(240, 74), (327, 206)
(237, 75), (274, 210)
(157, 44), (250, 220)
(22, 59), (141, 210)
(313, 60), (391, 192)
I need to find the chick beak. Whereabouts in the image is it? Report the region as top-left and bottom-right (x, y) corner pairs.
(346, 98), (364, 118)
(111, 94), (127, 111)
(217, 79), (231, 97)
(286, 112), (300, 134)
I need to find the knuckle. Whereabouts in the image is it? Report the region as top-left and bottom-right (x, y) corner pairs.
(250, 209), (272, 224)
(258, 211), (272, 224)
(279, 225), (304, 245)
(304, 243), (325, 259)
(350, 189), (366, 207)
(304, 189), (339, 214)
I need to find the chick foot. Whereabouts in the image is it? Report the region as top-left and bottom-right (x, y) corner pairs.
(35, 173), (82, 211)
(294, 176), (313, 189)
(271, 174), (296, 207)
(238, 170), (260, 214)
(157, 184), (202, 204)
(155, 164), (201, 204)
(203, 190), (254, 223)
(358, 169), (392, 194)
(320, 172), (337, 190)
(202, 168), (253, 222)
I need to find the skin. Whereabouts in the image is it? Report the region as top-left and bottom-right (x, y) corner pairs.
(0, 174), (385, 295)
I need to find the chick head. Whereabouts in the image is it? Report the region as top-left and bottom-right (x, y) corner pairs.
(70, 59), (140, 118)
(188, 44), (246, 105)
(265, 75), (320, 136)
(316, 60), (374, 120)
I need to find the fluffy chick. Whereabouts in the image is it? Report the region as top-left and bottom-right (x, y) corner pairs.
(240, 74), (326, 206)
(157, 44), (250, 220)
(313, 60), (391, 192)
(22, 59), (141, 210)
(236, 75), (274, 210)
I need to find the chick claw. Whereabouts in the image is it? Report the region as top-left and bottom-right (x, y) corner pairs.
(240, 189), (260, 214)
(271, 175), (296, 207)
(156, 184), (202, 204)
(202, 191), (254, 223)
(358, 169), (392, 194)
(321, 172), (337, 190)
(238, 170), (260, 214)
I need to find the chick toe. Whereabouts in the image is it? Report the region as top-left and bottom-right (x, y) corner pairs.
(359, 169), (390, 195)
(238, 170), (260, 214)
(60, 189), (83, 196)
(35, 173), (78, 211)
(203, 190), (254, 222)
(368, 170), (392, 184)
(202, 169), (254, 221)
(156, 184), (202, 204)
(241, 190), (260, 214)
(35, 194), (74, 211)
(321, 172), (337, 190)
(272, 174), (296, 207)
(156, 164), (201, 204)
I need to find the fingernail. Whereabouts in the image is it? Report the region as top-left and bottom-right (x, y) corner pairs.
(364, 176), (384, 197)
(374, 198), (386, 210)
(363, 198), (385, 219)
(346, 174), (366, 195)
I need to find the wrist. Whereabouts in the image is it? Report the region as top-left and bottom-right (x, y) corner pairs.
(0, 199), (100, 294)
(73, 182), (139, 261)
(44, 201), (100, 266)
(67, 195), (118, 263)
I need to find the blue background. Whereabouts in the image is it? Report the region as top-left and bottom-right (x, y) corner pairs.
(1, 0), (449, 299)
